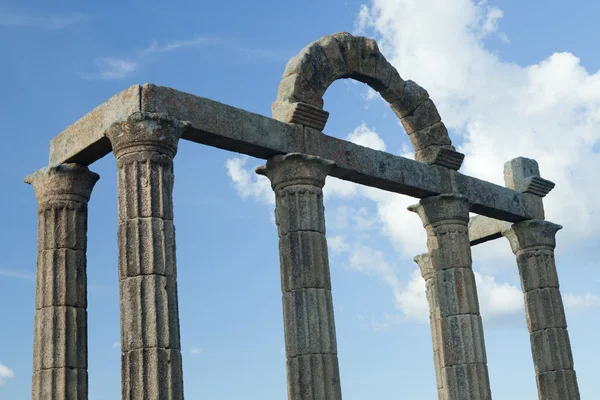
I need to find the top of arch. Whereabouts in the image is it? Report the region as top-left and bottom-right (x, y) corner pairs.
(272, 32), (464, 170)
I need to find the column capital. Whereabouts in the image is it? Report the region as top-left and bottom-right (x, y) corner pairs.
(106, 112), (190, 158)
(414, 253), (434, 281)
(502, 219), (562, 253)
(408, 194), (470, 227)
(255, 152), (334, 190)
(25, 163), (99, 204)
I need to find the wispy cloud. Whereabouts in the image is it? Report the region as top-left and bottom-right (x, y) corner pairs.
(0, 268), (35, 281)
(0, 12), (86, 29)
(139, 36), (219, 57)
(0, 363), (14, 385)
(92, 58), (137, 80)
(564, 293), (600, 310)
(191, 347), (203, 355)
(87, 35), (217, 81)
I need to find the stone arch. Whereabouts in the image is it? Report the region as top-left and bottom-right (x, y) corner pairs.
(272, 32), (464, 170)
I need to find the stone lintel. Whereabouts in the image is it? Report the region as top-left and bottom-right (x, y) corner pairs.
(468, 215), (512, 246)
(48, 84), (544, 222)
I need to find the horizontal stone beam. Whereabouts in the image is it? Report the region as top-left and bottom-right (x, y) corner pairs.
(468, 215), (512, 246)
(49, 84), (543, 222)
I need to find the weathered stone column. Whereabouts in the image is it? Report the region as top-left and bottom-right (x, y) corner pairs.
(414, 253), (444, 400)
(256, 153), (342, 400)
(503, 220), (580, 400)
(26, 164), (99, 400)
(106, 113), (188, 400)
(409, 194), (492, 400)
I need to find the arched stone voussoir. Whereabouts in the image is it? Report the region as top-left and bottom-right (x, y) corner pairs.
(273, 32), (464, 170)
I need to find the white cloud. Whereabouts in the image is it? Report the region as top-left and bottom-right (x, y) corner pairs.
(347, 122), (387, 151)
(92, 58), (137, 81)
(0, 12), (85, 29)
(140, 36), (218, 57)
(474, 271), (523, 319)
(357, 0), (600, 243)
(0, 363), (14, 385)
(563, 293), (600, 310)
(191, 347), (203, 355)
(225, 156), (274, 205)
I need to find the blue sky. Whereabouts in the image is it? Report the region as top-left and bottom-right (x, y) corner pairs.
(1, 0), (599, 399)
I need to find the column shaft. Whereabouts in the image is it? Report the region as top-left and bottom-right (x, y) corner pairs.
(26, 164), (99, 400)
(257, 153), (342, 400)
(503, 220), (580, 400)
(415, 253), (444, 399)
(410, 194), (492, 400)
(107, 113), (187, 400)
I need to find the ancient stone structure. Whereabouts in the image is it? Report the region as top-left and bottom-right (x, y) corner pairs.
(27, 33), (579, 399)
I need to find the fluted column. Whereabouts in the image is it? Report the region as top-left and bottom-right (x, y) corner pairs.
(409, 194), (492, 400)
(106, 113), (189, 400)
(256, 153), (342, 400)
(26, 164), (99, 400)
(414, 253), (444, 399)
(503, 220), (580, 400)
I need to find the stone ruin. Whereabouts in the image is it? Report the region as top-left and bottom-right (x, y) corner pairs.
(25, 32), (580, 399)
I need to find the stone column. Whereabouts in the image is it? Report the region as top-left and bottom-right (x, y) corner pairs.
(414, 253), (444, 400)
(256, 153), (342, 400)
(409, 194), (492, 400)
(26, 164), (99, 400)
(503, 220), (580, 400)
(106, 113), (188, 400)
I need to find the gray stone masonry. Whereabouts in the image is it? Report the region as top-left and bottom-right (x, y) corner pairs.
(26, 163), (99, 400)
(414, 253), (444, 400)
(49, 83), (543, 223)
(503, 220), (580, 400)
(256, 153), (342, 400)
(106, 113), (189, 400)
(409, 194), (492, 400)
(28, 32), (586, 400)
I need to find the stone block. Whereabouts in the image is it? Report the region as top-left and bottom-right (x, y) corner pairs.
(524, 287), (567, 332)
(433, 268), (480, 317)
(276, 74), (324, 108)
(389, 80), (429, 118)
(408, 122), (452, 151)
(530, 328), (574, 373)
(36, 248), (86, 309)
(121, 348), (184, 400)
(282, 288), (337, 358)
(379, 69), (405, 104)
(33, 306), (87, 370)
(400, 99), (442, 134)
(537, 369), (580, 400)
(274, 187), (326, 236)
(272, 101), (330, 131)
(118, 218), (176, 278)
(119, 275), (181, 352)
(279, 231), (331, 291)
(32, 367), (87, 400)
(439, 314), (487, 366)
(37, 203), (88, 251)
(516, 249), (559, 292)
(442, 363), (492, 400)
(427, 226), (473, 271)
(286, 353), (342, 400)
(332, 32), (361, 79)
(116, 151), (175, 222)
